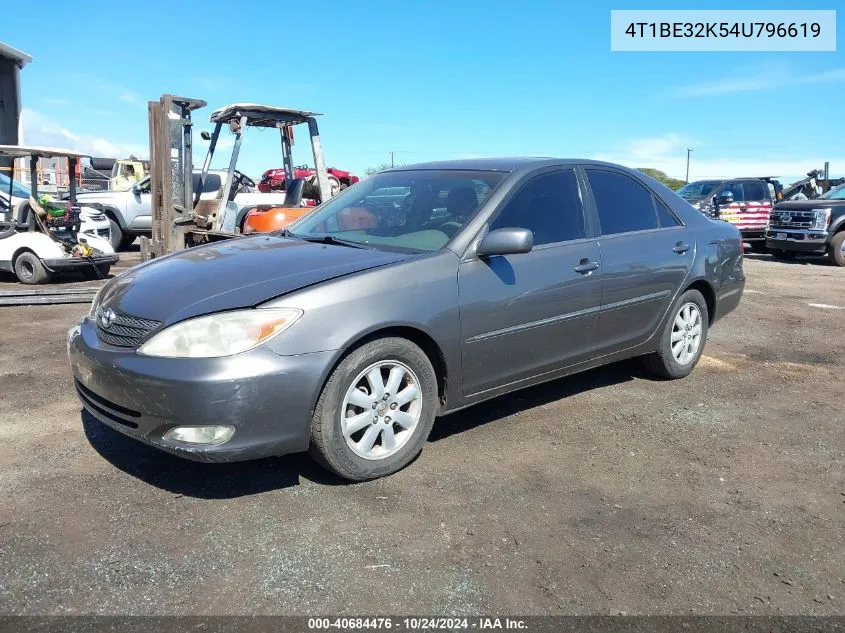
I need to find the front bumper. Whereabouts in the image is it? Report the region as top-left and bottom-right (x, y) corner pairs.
(68, 317), (336, 462)
(43, 254), (119, 272)
(765, 229), (829, 254)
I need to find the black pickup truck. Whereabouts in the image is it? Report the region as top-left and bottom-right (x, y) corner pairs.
(765, 183), (845, 266)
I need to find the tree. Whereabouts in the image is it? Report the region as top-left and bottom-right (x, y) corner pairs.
(364, 162), (406, 176)
(637, 168), (686, 190)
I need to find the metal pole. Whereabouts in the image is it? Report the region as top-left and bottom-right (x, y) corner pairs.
(68, 157), (77, 203)
(685, 149), (693, 184)
(308, 117), (331, 204)
(197, 122), (221, 206)
(215, 116), (247, 231)
(390, 151), (394, 168)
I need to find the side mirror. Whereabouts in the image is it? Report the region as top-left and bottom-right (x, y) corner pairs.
(477, 227), (534, 257)
(715, 192), (734, 206)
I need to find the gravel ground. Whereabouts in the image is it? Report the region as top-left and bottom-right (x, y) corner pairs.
(0, 253), (843, 615)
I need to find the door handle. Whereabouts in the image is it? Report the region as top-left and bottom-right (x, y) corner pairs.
(672, 242), (690, 254)
(574, 259), (599, 274)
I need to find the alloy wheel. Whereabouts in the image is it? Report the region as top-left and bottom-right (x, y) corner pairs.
(341, 360), (422, 460)
(671, 302), (703, 365)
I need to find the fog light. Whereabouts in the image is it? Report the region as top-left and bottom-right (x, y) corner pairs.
(163, 425), (235, 445)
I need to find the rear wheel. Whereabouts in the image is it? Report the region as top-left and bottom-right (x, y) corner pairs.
(14, 252), (50, 285)
(309, 337), (438, 481)
(641, 289), (709, 379)
(828, 232), (845, 267)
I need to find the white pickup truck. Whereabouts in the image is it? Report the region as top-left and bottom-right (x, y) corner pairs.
(76, 169), (285, 250)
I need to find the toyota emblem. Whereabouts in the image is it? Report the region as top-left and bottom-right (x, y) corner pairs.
(99, 308), (116, 329)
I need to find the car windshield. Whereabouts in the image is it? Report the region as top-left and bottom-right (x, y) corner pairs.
(819, 183), (845, 200)
(0, 173), (31, 198)
(285, 169), (506, 252)
(676, 180), (721, 199)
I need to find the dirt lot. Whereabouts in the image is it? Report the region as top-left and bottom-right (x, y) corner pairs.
(0, 252), (843, 616)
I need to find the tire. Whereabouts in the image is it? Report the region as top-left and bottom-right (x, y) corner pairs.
(108, 217), (124, 251)
(747, 241), (768, 254)
(771, 249), (797, 260)
(14, 252), (50, 285)
(327, 174), (341, 197)
(828, 231), (845, 267)
(640, 289), (709, 379)
(309, 337), (439, 481)
(119, 235), (136, 250)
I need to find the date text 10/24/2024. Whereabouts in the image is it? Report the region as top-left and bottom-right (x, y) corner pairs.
(610, 10), (835, 52)
(308, 617), (527, 630)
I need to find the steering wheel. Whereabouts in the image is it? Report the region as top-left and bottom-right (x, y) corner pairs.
(235, 171), (256, 189)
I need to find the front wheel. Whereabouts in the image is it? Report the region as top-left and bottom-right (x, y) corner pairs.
(14, 252), (51, 284)
(108, 217), (124, 251)
(641, 289), (709, 379)
(309, 337), (438, 481)
(828, 232), (845, 267)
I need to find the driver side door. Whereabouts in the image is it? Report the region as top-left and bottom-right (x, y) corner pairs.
(458, 169), (603, 397)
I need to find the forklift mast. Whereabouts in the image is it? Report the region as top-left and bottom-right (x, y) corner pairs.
(142, 94), (206, 260)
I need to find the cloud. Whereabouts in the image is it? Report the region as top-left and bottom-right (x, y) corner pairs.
(674, 67), (845, 97)
(118, 90), (144, 106)
(595, 132), (842, 182)
(21, 109), (147, 159)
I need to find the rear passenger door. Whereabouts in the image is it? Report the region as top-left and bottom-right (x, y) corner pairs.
(584, 168), (694, 353)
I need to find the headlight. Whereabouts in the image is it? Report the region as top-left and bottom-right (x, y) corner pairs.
(811, 208), (831, 231)
(137, 307), (303, 358)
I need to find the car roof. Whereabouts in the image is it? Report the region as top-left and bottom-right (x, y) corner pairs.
(385, 157), (632, 173)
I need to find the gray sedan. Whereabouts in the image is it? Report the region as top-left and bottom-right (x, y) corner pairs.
(68, 158), (745, 480)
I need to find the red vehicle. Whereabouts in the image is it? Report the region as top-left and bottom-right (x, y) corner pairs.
(258, 166), (359, 194)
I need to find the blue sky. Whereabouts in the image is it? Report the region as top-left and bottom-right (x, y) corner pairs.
(6, 0), (844, 183)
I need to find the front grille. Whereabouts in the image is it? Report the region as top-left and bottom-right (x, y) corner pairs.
(96, 229), (110, 238)
(94, 307), (161, 348)
(75, 380), (140, 429)
(769, 210), (814, 229)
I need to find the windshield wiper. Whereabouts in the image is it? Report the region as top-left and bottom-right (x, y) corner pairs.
(288, 232), (369, 249)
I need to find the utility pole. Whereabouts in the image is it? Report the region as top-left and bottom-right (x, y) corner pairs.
(390, 151), (395, 168)
(685, 148), (693, 183)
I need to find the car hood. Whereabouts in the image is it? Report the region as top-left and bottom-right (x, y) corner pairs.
(99, 235), (414, 324)
(774, 199), (845, 211)
(75, 190), (124, 201)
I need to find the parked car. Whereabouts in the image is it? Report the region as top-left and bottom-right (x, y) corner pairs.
(766, 182), (845, 266)
(258, 166), (359, 195)
(68, 158), (745, 480)
(676, 177), (780, 251)
(75, 170), (285, 250)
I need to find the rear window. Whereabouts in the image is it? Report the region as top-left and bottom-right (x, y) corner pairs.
(742, 182), (768, 202)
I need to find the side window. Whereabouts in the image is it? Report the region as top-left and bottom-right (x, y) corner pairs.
(585, 169), (658, 235)
(137, 178), (151, 194)
(654, 197), (681, 227)
(719, 182), (743, 201)
(743, 181), (767, 202)
(489, 170), (584, 245)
